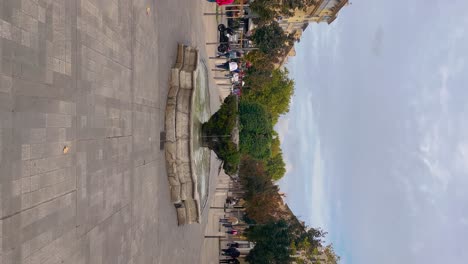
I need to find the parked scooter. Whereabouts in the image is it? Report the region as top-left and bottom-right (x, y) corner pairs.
(217, 24), (237, 53)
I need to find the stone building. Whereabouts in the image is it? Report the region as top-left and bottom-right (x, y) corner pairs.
(278, 0), (350, 34)
(274, 0), (350, 68)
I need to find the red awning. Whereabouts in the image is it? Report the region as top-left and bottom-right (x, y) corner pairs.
(217, 0), (235, 5)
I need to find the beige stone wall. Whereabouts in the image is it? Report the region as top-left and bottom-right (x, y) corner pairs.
(165, 44), (201, 225)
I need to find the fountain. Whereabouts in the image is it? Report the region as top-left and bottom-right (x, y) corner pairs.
(164, 44), (211, 225)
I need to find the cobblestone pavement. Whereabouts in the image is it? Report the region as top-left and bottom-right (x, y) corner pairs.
(0, 0), (221, 263)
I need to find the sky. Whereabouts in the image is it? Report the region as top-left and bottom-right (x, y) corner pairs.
(277, 1), (468, 263)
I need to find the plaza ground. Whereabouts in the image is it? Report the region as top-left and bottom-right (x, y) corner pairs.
(0, 0), (228, 263)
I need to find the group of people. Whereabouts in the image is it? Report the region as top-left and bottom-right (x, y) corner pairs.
(215, 57), (251, 96)
(218, 200), (243, 263)
(225, 196), (239, 207)
(220, 243), (241, 263)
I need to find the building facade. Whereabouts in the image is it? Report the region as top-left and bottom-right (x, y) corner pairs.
(278, 0), (350, 34)
(273, 0), (349, 68)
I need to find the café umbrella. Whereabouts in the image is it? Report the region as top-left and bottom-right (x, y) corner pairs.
(216, 0), (235, 5)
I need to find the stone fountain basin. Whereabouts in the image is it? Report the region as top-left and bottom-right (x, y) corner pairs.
(164, 44), (210, 225)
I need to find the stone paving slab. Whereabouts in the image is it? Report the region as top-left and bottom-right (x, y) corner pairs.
(0, 0), (221, 263)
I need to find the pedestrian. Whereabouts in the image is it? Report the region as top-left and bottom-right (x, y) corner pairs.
(231, 73), (239, 83)
(216, 61), (238, 72)
(226, 229), (238, 235)
(227, 242), (240, 248)
(217, 51), (240, 59)
(225, 197), (234, 204)
(221, 247), (240, 257)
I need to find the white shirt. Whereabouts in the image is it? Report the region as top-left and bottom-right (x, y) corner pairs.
(229, 62), (238, 72)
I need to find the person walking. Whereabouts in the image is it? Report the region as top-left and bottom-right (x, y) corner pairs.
(226, 229), (238, 235)
(217, 51), (240, 59)
(216, 61), (238, 72)
(221, 247), (239, 255)
(227, 242), (240, 248)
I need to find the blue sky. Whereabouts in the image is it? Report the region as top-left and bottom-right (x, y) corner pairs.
(277, 1), (468, 263)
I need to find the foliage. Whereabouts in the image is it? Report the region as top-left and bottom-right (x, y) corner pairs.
(249, 0), (279, 25)
(244, 68), (294, 123)
(294, 229), (327, 258)
(239, 157), (288, 223)
(266, 152), (286, 181)
(324, 244), (341, 264)
(238, 157), (339, 263)
(249, 0), (318, 22)
(265, 136), (287, 181)
(246, 191), (289, 224)
(245, 220), (293, 264)
(244, 219), (332, 264)
(252, 22), (293, 56)
(202, 95), (240, 175)
(244, 50), (275, 72)
(239, 101), (273, 160)
(271, 136), (281, 156)
(217, 141), (241, 175)
(239, 157), (270, 200)
(282, 0), (317, 11)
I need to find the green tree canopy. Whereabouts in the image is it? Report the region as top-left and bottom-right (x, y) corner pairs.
(244, 50), (275, 72)
(202, 95), (240, 175)
(266, 152), (286, 181)
(239, 101), (273, 160)
(252, 22), (293, 56)
(244, 68), (295, 123)
(245, 220), (293, 264)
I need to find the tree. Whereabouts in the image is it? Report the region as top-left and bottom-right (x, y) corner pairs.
(252, 22), (291, 56)
(245, 220), (293, 264)
(271, 136), (281, 157)
(202, 95), (240, 175)
(239, 101), (273, 160)
(244, 50), (275, 72)
(287, 226), (328, 260)
(266, 152), (286, 181)
(239, 157), (288, 223)
(245, 191), (287, 224)
(239, 157), (271, 199)
(323, 244), (341, 264)
(244, 68), (295, 123)
(249, 0), (280, 25)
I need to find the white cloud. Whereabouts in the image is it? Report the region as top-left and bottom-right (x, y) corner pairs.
(285, 159), (294, 173)
(281, 1), (468, 263)
(309, 140), (329, 229)
(275, 116), (290, 142)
